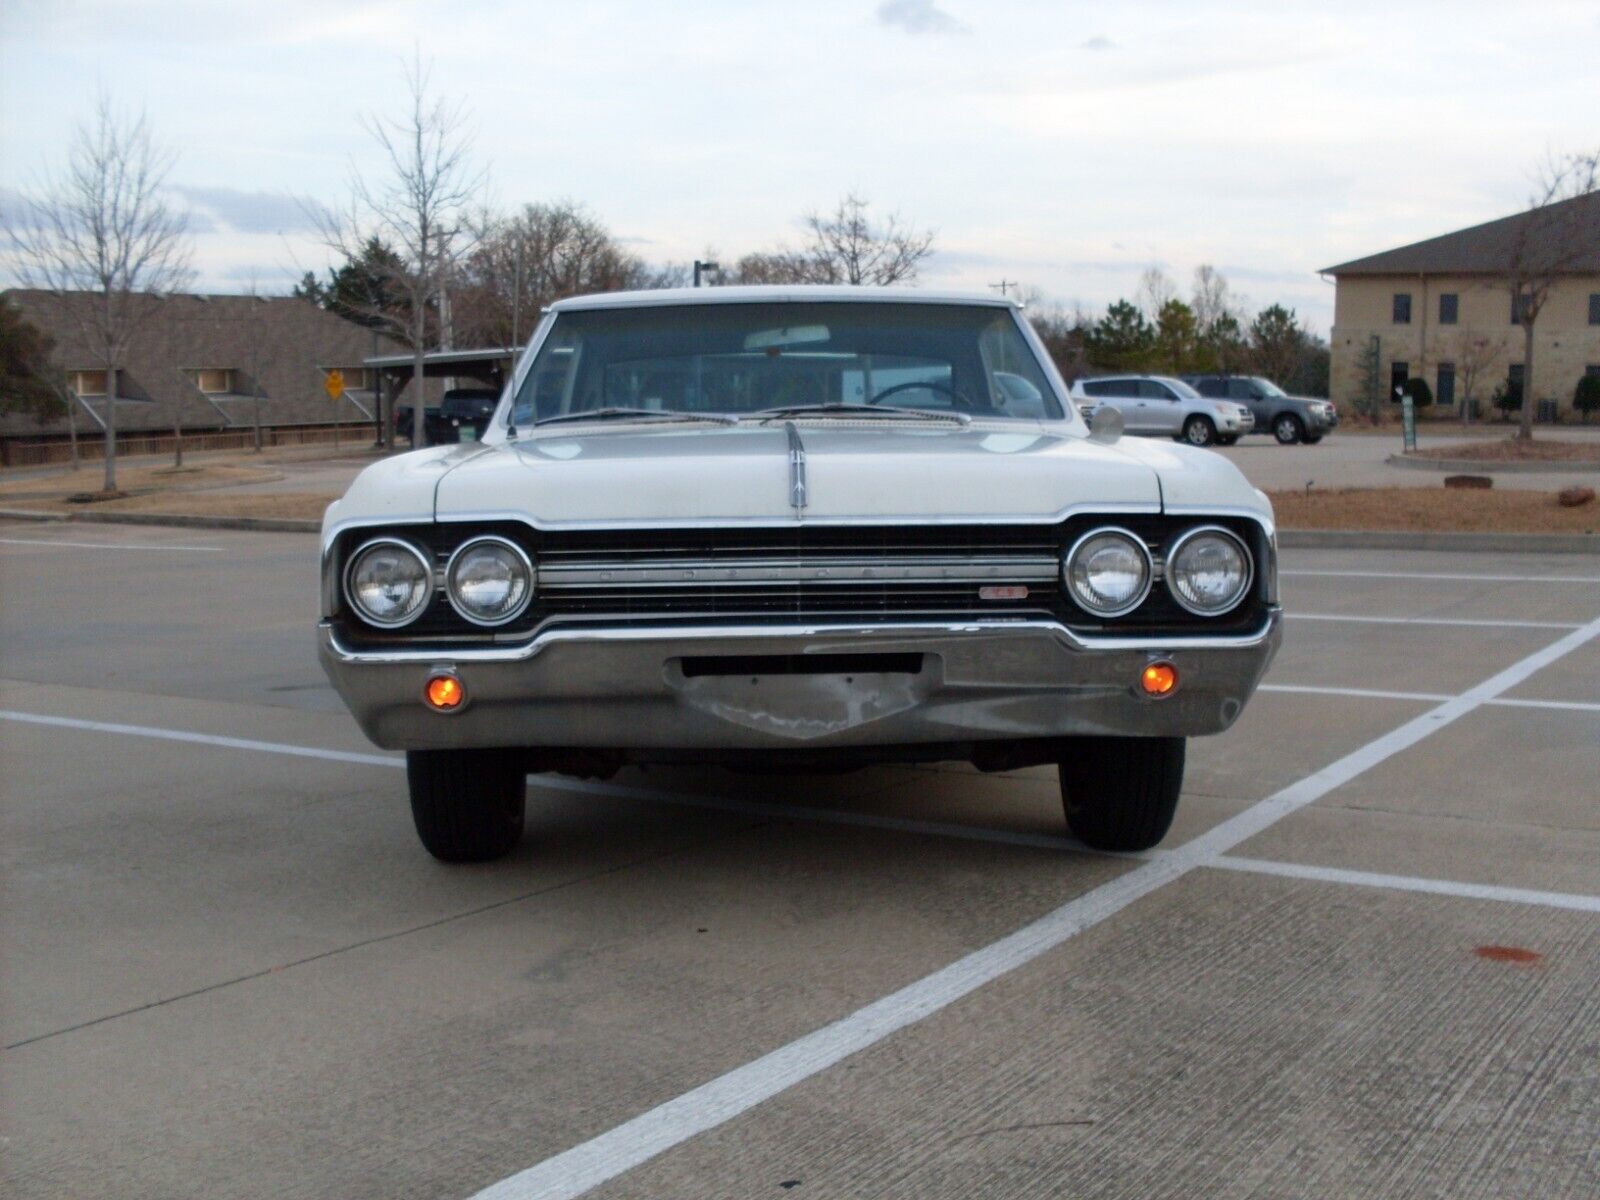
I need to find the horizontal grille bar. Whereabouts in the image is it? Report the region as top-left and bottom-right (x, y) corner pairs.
(540, 555), (1060, 588)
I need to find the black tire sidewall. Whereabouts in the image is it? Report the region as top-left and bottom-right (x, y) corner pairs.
(1183, 417), (1216, 446)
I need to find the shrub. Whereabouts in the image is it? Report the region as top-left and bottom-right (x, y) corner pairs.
(1574, 374), (1600, 423)
(1402, 377), (1433, 407)
(1491, 383), (1521, 420)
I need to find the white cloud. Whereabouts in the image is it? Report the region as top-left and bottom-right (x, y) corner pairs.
(1079, 35), (1116, 51)
(876, 0), (966, 36)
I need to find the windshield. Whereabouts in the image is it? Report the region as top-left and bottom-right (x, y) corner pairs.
(511, 302), (1066, 426)
(1250, 377), (1288, 398)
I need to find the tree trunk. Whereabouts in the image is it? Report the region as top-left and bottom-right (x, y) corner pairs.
(1516, 320), (1536, 440)
(103, 362), (119, 492)
(64, 385), (81, 469)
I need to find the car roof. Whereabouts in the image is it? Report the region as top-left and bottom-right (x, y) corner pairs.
(548, 285), (1019, 313)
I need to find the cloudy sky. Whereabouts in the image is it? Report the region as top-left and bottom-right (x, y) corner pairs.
(3, 0), (1597, 332)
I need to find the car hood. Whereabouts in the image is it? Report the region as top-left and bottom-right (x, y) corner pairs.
(325, 421), (1270, 533)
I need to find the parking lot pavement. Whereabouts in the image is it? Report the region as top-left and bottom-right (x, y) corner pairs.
(2, 522), (1597, 1199)
(1214, 426), (1600, 492)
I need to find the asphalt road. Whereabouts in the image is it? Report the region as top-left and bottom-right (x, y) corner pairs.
(2, 522), (1597, 1199)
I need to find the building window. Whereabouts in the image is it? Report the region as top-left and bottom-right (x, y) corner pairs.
(196, 368), (233, 394)
(1390, 361), (1409, 401)
(1392, 293), (1412, 324)
(1507, 364), (1525, 404)
(1439, 293), (1458, 325)
(1588, 365), (1600, 378)
(1436, 363), (1456, 408)
(1511, 292), (1531, 324)
(70, 369), (108, 397)
(1590, 294), (1600, 325)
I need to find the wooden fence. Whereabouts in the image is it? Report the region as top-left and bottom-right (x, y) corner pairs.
(1, 422), (381, 468)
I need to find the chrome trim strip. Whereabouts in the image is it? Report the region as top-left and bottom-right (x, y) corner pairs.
(538, 555), (1062, 588)
(1163, 525), (1254, 617)
(341, 537), (436, 629)
(321, 608), (1281, 665)
(785, 421), (808, 513)
(1063, 526), (1155, 619)
(420, 503), (1164, 533)
(444, 534), (538, 628)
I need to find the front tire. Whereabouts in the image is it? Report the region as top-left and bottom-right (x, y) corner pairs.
(1059, 736), (1184, 851)
(1273, 414), (1305, 444)
(406, 749), (527, 862)
(1181, 416), (1217, 446)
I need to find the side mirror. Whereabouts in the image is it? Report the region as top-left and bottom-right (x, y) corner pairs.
(1088, 405), (1124, 443)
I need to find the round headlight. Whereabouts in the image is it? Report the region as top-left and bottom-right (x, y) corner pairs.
(446, 536), (534, 626)
(1065, 528), (1153, 617)
(1166, 526), (1252, 616)
(345, 538), (433, 628)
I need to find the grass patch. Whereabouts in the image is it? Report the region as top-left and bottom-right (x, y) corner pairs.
(1268, 487), (1599, 533)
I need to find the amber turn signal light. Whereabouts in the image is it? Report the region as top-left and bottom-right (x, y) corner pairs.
(425, 674), (465, 711)
(1140, 661), (1178, 697)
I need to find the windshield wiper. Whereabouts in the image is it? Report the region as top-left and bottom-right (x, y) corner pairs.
(751, 403), (970, 426)
(533, 407), (737, 428)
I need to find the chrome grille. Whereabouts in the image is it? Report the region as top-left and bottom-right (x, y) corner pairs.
(535, 526), (1062, 622)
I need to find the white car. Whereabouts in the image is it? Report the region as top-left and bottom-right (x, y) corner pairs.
(319, 287), (1282, 862)
(1069, 375), (1254, 446)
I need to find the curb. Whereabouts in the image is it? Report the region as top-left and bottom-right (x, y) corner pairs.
(5, 507), (1595, 555)
(1387, 454), (1600, 474)
(1279, 529), (1600, 554)
(0, 507), (320, 534)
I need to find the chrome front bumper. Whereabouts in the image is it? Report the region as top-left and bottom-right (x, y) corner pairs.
(319, 611), (1282, 752)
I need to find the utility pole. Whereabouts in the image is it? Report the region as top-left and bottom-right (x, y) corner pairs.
(693, 259), (720, 288)
(989, 279), (1015, 297)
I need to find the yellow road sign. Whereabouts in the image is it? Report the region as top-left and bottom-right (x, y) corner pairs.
(324, 369), (345, 401)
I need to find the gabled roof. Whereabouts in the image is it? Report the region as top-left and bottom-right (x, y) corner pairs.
(1320, 191), (1600, 276)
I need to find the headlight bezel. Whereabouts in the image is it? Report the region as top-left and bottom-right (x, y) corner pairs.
(444, 534), (536, 627)
(1164, 524), (1254, 617)
(342, 536), (436, 629)
(1063, 526), (1155, 619)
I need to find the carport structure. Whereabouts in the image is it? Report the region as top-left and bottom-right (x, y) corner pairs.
(363, 345), (520, 443)
(2, 529), (1599, 1200)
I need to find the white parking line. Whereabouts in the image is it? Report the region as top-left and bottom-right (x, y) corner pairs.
(1258, 683), (1600, 713)
(462, 613), (1600, 1200)
(1211, 856), (1600, 914)
(1283, 569), (1600, 584)
(1289, 612), (1582, 630)
(0, 536), (226, 553)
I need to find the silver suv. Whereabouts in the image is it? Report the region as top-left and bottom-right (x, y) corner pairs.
(1069, 375), (1253, 446)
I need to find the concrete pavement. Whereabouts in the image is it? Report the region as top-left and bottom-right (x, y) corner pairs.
(2, 523), (1597, 1198)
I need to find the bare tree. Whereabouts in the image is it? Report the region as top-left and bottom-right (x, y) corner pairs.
(454, 201), (645, 346)
(803, 193), (934, 285)
(315, 54), (484, 450)
(1506, 150), (1600, 440)
(732, 194), (935, 286)
(1136, 266), (1177, 322)
(1449, 330), (1506, 427)
(4, 94), (191, 491)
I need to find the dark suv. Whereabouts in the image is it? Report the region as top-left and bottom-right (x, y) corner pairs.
(425, 387), (501, 444)
(1182, 375), (1338, 444)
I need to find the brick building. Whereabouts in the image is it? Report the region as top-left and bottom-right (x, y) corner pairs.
(1, 290), (406, 445)
(1323, 192), (1600, 420)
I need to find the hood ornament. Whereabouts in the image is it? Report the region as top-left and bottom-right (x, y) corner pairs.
(785, 421), (808, 514)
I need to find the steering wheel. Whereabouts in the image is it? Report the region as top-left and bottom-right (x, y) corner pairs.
(866, 380), (972, 410)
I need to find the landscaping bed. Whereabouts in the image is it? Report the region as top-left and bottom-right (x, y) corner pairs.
(1405, 438), (1600, 462)
(1268, 487), (1598, 533)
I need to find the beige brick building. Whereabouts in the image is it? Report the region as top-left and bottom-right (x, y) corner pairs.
(1323, 193), (1600, 421)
